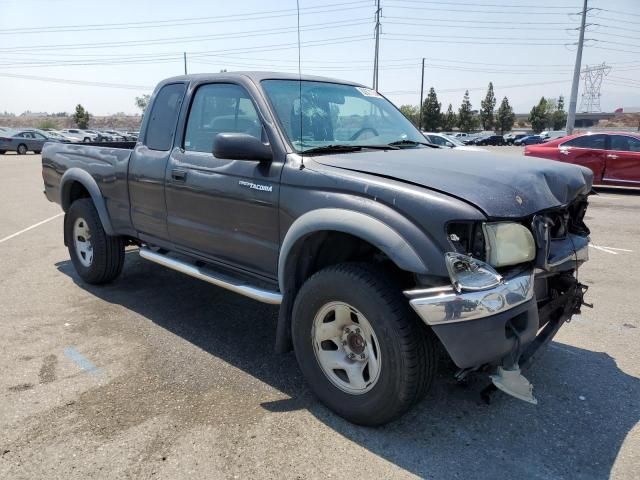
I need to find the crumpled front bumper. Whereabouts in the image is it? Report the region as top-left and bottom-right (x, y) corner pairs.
(404, 244), (589, 369)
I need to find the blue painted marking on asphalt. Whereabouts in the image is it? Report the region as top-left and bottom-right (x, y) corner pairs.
(64, 347), (100, 375)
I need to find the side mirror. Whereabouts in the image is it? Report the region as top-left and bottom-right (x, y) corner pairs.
(213, 133), (272, 162)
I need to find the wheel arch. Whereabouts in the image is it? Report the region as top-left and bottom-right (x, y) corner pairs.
(60, 168), (115, 236)
(274, 208), (429, 353)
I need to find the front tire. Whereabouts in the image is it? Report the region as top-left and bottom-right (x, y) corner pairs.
(292, 263), (436, 426)
(65, 199), (125, 284)
(17, 144), (27, 155)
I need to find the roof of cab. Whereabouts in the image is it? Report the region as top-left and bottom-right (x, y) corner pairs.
(158, 71), (366, 88)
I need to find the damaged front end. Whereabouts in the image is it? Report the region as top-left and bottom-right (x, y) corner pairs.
(405, 194), (593, 404)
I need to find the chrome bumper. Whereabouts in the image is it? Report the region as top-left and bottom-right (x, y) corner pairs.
(405, 269), (535, 326)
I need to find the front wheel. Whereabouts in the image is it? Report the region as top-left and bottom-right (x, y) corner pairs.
(292, 263), (436, 426)
(17, 144), (27, 155)
(65, 198), (125, 284)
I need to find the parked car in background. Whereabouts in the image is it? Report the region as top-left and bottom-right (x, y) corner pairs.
(504, 133), (528, 145)
(422, 132), (485, 151)
(82, 130), (108, 142)
(540, 130), (567, 141)
(60, 129), (98, 142)
(514, 135), (544, 146)
(524, 131), (640, 187)
(51, 130), (81, 142)
(125, 131), (139, 141)
(471, 134), (505, 146)
(102, 130), (127, 141)
(0, 129), (63, 154)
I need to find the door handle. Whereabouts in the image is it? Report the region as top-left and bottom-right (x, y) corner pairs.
(171, 169), (187, 182)
(606, 154), (619, 159)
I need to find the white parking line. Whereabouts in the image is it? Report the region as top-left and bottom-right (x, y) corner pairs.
(589, 244), (633, 255)
(0, 213), (63, 244)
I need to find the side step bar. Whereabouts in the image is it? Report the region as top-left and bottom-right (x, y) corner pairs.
(139, 247), (282, 305)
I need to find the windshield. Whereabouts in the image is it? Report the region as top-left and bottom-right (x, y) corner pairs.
(261, 80), (426, 153)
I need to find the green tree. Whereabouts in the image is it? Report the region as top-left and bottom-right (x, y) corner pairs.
(441, 103), (457, 131)
(457, 90), (476, 132)
(480, 82), (496, 131)
(495, 96), (515, 134)
(399, 104), (420, 126)
(73, 104), (90, 129)
(528, 97), (549, 133)
(421, 87), (441, 131)
(552, 95), (567, 130)
(135, 94), (151, 113)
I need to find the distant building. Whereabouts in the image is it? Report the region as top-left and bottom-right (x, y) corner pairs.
(19, 111), (49, 117)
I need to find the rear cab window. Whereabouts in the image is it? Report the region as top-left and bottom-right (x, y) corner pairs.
(144, 83), (187, 151)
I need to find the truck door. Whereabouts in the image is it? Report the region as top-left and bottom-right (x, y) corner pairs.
(128, 82), (187, 243)
(602, 134), (640, 187)
(165, 82), (283, 280)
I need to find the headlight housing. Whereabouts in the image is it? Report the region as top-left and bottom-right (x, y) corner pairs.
(483, 222), (536, 268)
(445, 252), (503, 292)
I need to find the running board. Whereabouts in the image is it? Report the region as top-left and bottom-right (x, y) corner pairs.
(139, 247), (282, 305)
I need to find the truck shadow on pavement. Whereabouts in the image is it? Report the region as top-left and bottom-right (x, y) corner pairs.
(56, 255), (640, 479)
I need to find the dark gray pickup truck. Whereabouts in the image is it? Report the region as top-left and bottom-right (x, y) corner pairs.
(42, 72), (592, 425)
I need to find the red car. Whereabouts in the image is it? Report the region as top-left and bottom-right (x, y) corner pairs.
(524, 131), (640, 187)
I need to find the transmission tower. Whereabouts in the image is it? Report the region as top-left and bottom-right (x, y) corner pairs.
(579, 63), (612, 113)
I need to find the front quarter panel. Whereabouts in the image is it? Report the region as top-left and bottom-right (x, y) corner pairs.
(278, 156), (486, 290)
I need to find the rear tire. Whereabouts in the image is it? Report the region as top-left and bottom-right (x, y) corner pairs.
(0, 150), (6, 155)
(65, 198), (125, 284)
(17, 144), (27, 155)
(292, 263), (436, 426)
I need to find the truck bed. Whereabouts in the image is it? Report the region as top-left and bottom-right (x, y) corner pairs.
(42, 141), (136, 236)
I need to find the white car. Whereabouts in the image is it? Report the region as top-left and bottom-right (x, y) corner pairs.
(50, 130), (81, 143)
(60, 129), (98, 142)
(422, 132), (486, 151)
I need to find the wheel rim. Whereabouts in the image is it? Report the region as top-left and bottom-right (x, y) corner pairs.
(18, 145), (26, 154)
(312, 302), (382, 395)
(73, 217), (93, 267)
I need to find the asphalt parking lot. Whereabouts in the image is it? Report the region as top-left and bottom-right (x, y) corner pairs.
(0, 149), (638, 479)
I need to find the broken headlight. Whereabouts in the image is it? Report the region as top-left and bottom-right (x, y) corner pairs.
(483, 222), (536, 268)
(445, 252), (503, 292)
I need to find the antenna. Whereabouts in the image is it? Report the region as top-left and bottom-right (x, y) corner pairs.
(296, 0), (305, 169)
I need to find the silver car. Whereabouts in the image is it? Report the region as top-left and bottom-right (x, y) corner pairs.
(0, 130), (63, 155)
(60, 129), (98, 142)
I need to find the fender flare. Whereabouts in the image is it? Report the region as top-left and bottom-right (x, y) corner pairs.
(277, 208), (428, 293)
(60, 168), (115, 236)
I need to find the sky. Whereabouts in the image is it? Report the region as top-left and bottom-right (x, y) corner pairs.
(0, 0), (638, 115)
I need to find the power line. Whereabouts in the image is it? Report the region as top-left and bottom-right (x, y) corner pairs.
(386, 0), (577, 8)
(0, 73), (153, 90)
(384, 79), (570, 95)
(0, 20), (373, 52)
(0, 1), (371, 35)
(385, 1), (582, 16)
(385, 14), (575, 25)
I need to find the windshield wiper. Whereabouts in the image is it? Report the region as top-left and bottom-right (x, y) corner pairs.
(300, 144), (399, 154)
(387, 139), (440, 148)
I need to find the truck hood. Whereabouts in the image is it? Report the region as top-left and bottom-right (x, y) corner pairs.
(312, 148), (593, 218)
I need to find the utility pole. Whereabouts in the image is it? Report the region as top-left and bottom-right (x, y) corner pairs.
(372, 0), (381, 90)
(418, 58), (425, 130)
(566, 0), (588, 135)
(183, 52), (187, 75)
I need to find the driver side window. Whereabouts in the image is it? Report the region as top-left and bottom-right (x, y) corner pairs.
(184, 83), (262, 153)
